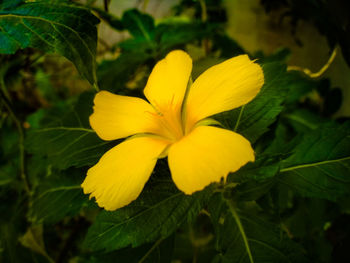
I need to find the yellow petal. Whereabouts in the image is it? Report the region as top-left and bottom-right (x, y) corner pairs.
(82, 136), (169, 211)
(90, 91), (160, 140)
(144, 50), (192, 113)
(185, 55), (264, 131)
(168, 126), (254, 194)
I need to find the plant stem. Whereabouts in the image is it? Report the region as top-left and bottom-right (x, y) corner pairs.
(287, 47), (337, 78)
(0, 78), (31, 195)
(142, 0), (150, 12)
(93, 83), (100, 92)
(225, 197), (254, 263)
(234, 105), (245, 132)
(199, 0), (208, 22)
(192, 246), (198, 263)
(103, 0), (109, 12)
(199, 0), (210, 55)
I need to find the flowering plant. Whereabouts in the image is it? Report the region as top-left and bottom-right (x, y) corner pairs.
(82, 50), (263, 210)
(1, 1), (349, 262)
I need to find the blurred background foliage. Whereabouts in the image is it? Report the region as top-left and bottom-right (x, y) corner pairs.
(1, 0), (350, 262)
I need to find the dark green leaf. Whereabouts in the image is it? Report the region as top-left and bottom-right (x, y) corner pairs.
(25, 92), (115, 170)
(28, 168), (87, 224)
(230, 154), (281, 183)
(121, 9), (155, 41)
(0, 163), (16, 186)
(283, 71), (318, 105)
(226, 155), (281, 201)
(0, 186), (47, 263)
(279, 121), (350, 200)
(212, 33), (246, 58)
(210, 195), (308, 263)
(19, 225), (53, 262)
(323, 87), (342, 116)
(82, 235), (174, 263)
(83, 179), (209, 252)
(254, 48), (291, 66)
(0, 1), (99, 84)
(1, 221), (49, 263)
(282, 109), (328, 133)
(231, 179), (276, 202)
(117, 9), (157, 53)
(92, 7), (123, 31)
(0, 0), (24, 10)
(26, 127), (112, 170)
(218, 211), (308, 263)
(155, 21), (216, 53)
(97, 52), (151, 92)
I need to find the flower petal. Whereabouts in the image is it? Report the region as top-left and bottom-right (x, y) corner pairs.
(90, 91), (160, 140)
(82, 136), (169, 211)
(168, 126), (254, 194)
(185, 55), (264, 131)
(144, 50), (192, 113)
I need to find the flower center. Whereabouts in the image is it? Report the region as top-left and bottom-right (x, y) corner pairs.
(154, 105), (184, 142)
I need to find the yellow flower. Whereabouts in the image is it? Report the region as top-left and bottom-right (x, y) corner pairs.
(82, 50), (264, 211)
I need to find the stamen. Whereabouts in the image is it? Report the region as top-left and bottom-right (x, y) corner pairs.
(145, 97), (186, 142)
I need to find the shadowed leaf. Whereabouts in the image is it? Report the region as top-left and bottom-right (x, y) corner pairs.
(83, 179), (210, 252)
(279, 121), (350, 200)
(28, 169), (86, 224)
(25, 92), (115, 170)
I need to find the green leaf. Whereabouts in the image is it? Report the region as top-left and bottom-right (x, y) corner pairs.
(226, 155), (281, 201)
(155, 21), (216, 53)
(117, 10), (217, 54)
(0, 0), (99, 84)
(83, 179), (210, 252)
(28, 168), (86, 224)
(217, 62), (289, 143)
(278, 121), (350, 200)
(0, 164), (16, 186)
(0, 187), (47, 263)
(212, 33), (245, 58)
(282, 109), (328, 133)
(19, 225), (54, 263)
(210, 195), (308, 263)
(230, 155), (281, 183)
(220, 211), (308, 263)
(82, 236), (174, 263)
(92, 7), (123, 31)
(283, 71), (317, 105)
(256, 48), (291, 64)
(116, 9), (156, 53)
(26, 127), (111, 170)
(121, 9), (155, 41)
(25, 92), (115, 170)
(0, 0), (24, 10)
(97, 52), (151, 92)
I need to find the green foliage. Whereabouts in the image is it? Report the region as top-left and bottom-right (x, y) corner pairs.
(28, 168), (87, 224)
(25, 92), (116, 170)
(84, 178), (209, 252)
(279, 121), (350, 200)
(216, 211), (308, 263)
(1, 1), (349, 262)
(209, 195), (308, 263)
(0, 0), (99, 84)
(82, 236), (174, 263)
(122, 9), (155, 42)
(96, 8), (217, 91)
